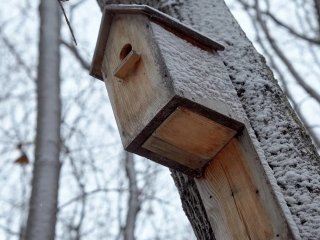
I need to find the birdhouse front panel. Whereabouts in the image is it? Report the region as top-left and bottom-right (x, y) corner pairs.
(101, 14), (175, 149)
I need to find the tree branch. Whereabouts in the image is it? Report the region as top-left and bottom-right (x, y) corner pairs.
(1, 34), (35, 82)
(254, 0), (320, 105)
(264, 10), (320, 45)
(60, 39), (90, 70)
(315, 0), (320, 35)
(57, 0), (77, 45)
(237, 0), (320, 44)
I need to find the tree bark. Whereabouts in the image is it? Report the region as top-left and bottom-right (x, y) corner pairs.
(96, 0), (320, 239)
(25, 0), (61, 239)
(124, 153), (141, 240)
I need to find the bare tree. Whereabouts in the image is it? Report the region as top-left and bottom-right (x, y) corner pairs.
(25, 0), (61, 239)
(95, 1), (320, 239)
(230, 0), (320, 150)
(1, 0), (193, 239)
(2, 0), (320, 239)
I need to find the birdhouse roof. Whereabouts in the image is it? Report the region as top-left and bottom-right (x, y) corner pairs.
(90, 4), (225, 80)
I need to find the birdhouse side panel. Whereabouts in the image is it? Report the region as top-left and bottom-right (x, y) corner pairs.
(151, 22), (248, 127)
(101, 14), (175, 148)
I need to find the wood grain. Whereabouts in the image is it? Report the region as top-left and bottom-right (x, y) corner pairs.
(142, 135), (208, 169)
(196, 137), (274, 239)
(195, 130), (295, 239)
(143, 107), (237, 170)
(101, 14), (174, 148)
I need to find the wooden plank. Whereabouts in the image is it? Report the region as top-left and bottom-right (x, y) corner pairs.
(195, 130), (296, 239)
(142, 135), (208, 169)
(196, 138), (274, 239)
(142, 107), (237, 170)
(113, 50), (141, 79)
(150, 107), (237, 158)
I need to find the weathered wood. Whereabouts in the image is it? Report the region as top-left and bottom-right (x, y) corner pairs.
(149, 20), (246, 126)
(91, 3), (317, 239)
(101, 14), (174, 148)
(113, 49), (141, 79)
(196, 139), (273, 239)
(90, 12), (113, 80)
(124, 95), (244, 177)
(143, 107), (236, 170)
(90, 4), (224, 80)
(103, 5), (224, 50)
(97, 10), (271, 181)
(195, 130), (296, 239)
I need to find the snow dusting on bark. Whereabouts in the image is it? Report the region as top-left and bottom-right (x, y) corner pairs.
(170, 0), (320, 238)
(98, 1), (320, 238)
(151, 10), (300, 239)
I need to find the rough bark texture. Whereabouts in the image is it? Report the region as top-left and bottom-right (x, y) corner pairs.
(25, 0), (61, 239)
(96, 0), (320, 239)
(171, 170), (216, 240)
(171, 1), (320, 239)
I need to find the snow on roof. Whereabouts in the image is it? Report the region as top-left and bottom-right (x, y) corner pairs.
(90, 4), (224, 80)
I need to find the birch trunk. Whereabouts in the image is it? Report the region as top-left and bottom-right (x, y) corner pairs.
(124, 153), (141, 240)
(96, 1), (320, 239)
(25, 0), (61, 239)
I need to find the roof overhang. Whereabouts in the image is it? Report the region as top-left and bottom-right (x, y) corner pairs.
(90, 4), (225, 81)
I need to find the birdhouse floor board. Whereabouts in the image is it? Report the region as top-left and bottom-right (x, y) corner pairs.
(142, 135), (208, 169)
(142, 107), (237, 170)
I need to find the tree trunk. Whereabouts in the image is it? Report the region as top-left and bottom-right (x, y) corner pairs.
(25, 0), (61, 239)
(97, 1), (320, 239)
(124, 153), (141, 240)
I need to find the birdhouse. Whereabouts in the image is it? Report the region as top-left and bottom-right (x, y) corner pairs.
(90, 5), (300, 239)
(90, 5), (245, 177)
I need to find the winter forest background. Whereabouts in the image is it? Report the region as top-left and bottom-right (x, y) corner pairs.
(0, 0), (320, 239)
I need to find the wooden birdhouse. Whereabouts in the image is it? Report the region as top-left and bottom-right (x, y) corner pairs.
(90, 5), (245, 177)
(90, 5), (300, 239)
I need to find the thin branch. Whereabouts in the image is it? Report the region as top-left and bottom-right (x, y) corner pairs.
(237, 0), (320, 44)
(60, 39), (90, 70)
(253, 0), (320, 149)
(58, 188), (126, 209)
(315, 0), (320, 35)
(57, 0), (77, 46)
(254, 0), (320, 105)
(0, 223), (19, 236)
(264, 10), (320, 45)
(1, 34), (35, 82)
